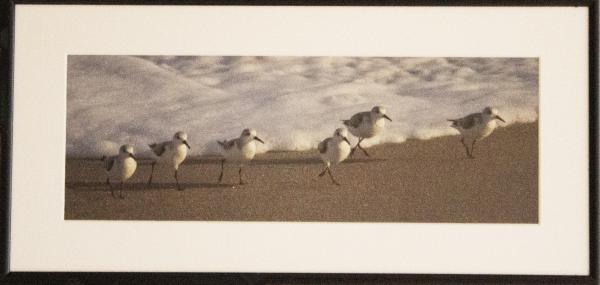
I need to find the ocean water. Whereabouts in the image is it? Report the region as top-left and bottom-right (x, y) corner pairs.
(66, 56), (538, 157)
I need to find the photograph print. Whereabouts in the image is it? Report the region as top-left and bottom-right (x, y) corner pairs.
(65, 55), (538, 223)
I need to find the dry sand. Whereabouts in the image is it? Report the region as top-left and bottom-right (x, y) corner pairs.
(65, 122), (538, 223)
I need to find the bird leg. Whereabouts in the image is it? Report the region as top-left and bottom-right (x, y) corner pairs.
(327, 168), (341, 186)
(238, 166), (245, 185)
(357, 142), (371, 157)
(174, 169), (183, 191)
(470, 140), (477, 159)
(148, 162), (156, 185)
(218, 159), (225, 183)
(349, 138), (363, 157)
(318, 168), (327, 177)
(119, 181), (125, 199)
(107, 178), (115, 198)
(460, 138), (472, 158)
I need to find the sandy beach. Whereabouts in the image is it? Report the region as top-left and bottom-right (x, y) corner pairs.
(65, 122), (538, 223)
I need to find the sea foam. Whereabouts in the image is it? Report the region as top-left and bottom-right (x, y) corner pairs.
(67, 56), (538, 157)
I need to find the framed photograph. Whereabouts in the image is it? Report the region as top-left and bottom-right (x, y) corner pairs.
(1, 0), (597, 284)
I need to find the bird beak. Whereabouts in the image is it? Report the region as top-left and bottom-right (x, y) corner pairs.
(254, 136), (265, 144)
(343, 137), (351, 145)
(496, 115), (506, 123)
(183, 140), (191, 149)
(129, 153), (136, 160)
(383, 114), (392, 122)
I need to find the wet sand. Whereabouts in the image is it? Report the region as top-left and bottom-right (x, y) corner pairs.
(65, 122), (538, 223)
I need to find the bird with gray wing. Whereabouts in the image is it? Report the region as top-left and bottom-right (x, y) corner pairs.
(448, 107), (506, 158)
(147, 131), (191, 190)
(102, 144), (137, 199)
(318, 128), (352, 186)
(217, 128), (265, 185)
(342, 106), (392, 157)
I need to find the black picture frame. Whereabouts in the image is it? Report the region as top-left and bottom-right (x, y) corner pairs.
(0, 0), (597, 284)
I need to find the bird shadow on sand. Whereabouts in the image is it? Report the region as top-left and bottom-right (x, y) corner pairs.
(65, 182), (236, 192)
(252, 158), (322, 165)
(184, 157), (222, 165)
(253, 157), (387, 165)
(343, 157), (387, 164)
(182, 157), (324, 166)
(183, 157), (387, 166)
(392, 155), (475, 163)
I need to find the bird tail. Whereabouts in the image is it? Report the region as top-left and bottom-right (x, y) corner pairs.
(341, 120), (350, 126)
(217, 140), (225, 147)
(447, 119), (457, 126)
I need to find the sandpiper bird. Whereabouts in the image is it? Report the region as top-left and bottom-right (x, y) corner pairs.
(448, 107), (506, 158)
(147, 131), (191, 190)
(217, 128), (264, 185)
(318, 128), (352, 186)
(102, 144), (137, 199)
(342, 106), (392, 157)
